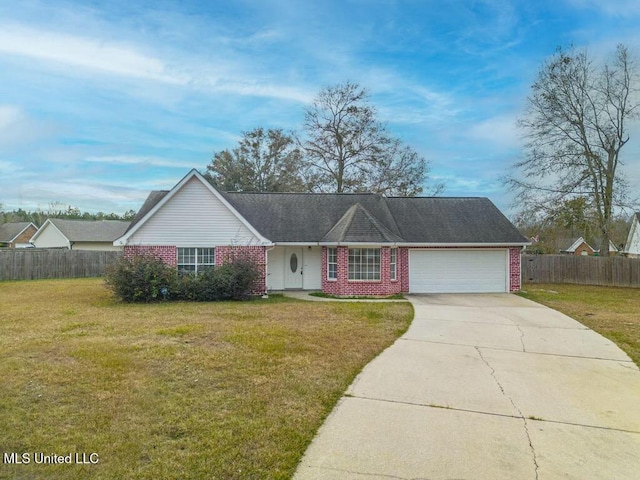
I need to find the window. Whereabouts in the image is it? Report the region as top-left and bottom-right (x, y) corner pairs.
(349, 248), (380, 281)
(327, 248), (337, 280)
(390, 248), (397, 281)
(177, 247), (215, 275)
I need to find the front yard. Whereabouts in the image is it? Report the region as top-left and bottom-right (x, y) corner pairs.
(519, 283), (640, 366)
(0, 278), (413, 479)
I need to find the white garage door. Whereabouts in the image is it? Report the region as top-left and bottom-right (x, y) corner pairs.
(409, 249), (508, 293)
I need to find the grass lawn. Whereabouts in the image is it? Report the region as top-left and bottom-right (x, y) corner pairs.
(518, 283), (640, 366)
(0, 278), (413, 480)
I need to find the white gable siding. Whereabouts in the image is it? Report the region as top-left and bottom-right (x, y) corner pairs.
(127, 177), (261, 247)
(627, 217), (640, 257)
(32, 224), (69, 249)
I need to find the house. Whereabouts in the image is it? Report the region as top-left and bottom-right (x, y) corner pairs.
(115, 170), (530, 295)
(560, 237), (595, 256)
(624, 213), (640, 258)
(30, 219), (130, 251)
(0, 222), (38, 248)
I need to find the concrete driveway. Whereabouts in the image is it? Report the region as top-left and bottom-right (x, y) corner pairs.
(294, 294), (640, 480)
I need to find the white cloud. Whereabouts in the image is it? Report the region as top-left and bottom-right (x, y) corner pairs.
(0, 105), (22, 130)
(84, 155), (195, 169)
(0, 24), (187, 84)
(466, 114), (523, 149)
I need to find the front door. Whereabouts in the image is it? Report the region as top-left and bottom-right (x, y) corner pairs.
(284, 247), (304, 289)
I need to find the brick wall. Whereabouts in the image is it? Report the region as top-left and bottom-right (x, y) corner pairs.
(13, 225), (38, 247)
(124, 244), (267, 294)
(509, 247), (521, 292)
(124, 245), (177, 266)
(321, 246), (402, 297)
(215, 245), (267, 294)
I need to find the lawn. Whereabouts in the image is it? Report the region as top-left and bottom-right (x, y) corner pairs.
(0, 278), (413, 480)
(518, 283), (640, 366)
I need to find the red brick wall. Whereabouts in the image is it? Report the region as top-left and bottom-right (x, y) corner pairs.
(509, 247), (521, 292)
(215, 245), (267, 294)
(321, 246), (402, 297)
(12, 225), (38, 247)
(124, 245), (177, 266)
(124, 244), (267, 294)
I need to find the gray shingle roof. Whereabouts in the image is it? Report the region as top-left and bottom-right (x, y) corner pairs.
(128, 178), (528, 245)
(321, 203), (405, 243)
(0, 222), (35, 242)
(222, 192), (528, 244)
(47, 219), (130, 242)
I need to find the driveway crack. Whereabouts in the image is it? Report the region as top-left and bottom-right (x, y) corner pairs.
(475, 347), (539, 480)
(516, 325), (527, 352)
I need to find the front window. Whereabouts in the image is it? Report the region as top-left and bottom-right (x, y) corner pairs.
(177, 247), (215, 275)
(327, 248), (337, 280)
(390, 248), (397, 281)
(349, 248), (380, 281)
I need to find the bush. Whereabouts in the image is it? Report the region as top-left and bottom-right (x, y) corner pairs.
(105, 254), (177, 303)
(105, 253), (261, 303)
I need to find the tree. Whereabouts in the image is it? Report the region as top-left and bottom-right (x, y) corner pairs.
(508, 44), (639, 254)
(300, 82), (442, 196)
(206, 128), (310, 192)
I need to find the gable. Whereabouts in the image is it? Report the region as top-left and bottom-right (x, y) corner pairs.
(31, 220), (69, 248)
(626, 213), (640, 254)
(125, 176), (263, 247)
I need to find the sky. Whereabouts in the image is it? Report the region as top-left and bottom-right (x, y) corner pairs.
(1, 0), (639, 218)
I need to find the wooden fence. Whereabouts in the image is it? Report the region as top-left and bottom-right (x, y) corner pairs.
(0, 249), (122, 281)
(522, 254), (640, 288)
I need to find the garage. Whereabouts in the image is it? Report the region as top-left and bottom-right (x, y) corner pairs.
(409, 249), (508, 293)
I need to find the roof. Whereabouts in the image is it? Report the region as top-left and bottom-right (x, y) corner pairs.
(125, 170), (528, 245)
(321, 203), (405, 243)
(560, 237), (593, 253)
(40, 219), (130, 242)
(0, 222), (36, 242)
(220, 191), (528, 244)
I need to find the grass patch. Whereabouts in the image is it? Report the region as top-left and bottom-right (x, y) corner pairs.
(308, 291), (406, 300)
(519, 283), (640, 366)
(0, 278), (413, 479)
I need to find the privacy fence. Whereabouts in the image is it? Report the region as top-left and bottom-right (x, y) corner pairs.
(0, 249), (122, 281)
(522, 254), (640, 288)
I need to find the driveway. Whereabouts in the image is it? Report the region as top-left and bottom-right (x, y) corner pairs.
(294, 294), (640, 480)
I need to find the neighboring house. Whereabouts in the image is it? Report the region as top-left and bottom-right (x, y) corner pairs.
(560, 237), (595, 256)
(595, 240), (621, 256)
(624, 213), (640, 258)
(115, 169), (530, 296)
(30, 219), (130, 251)
(0, 222), (38, 248)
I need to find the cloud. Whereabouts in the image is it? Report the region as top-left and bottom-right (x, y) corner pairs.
(566, 0), (640, 16)
(0, 105), (58, 150)
(84, 155), (195, 169)
(0, 24), (187, 84)
(466, 114), (523, 149)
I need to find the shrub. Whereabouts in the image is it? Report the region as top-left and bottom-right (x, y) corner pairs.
(105, 253), (261, 303)
(104, 254), (177, 303)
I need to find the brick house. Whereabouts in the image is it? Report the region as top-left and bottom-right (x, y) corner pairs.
(0, 222), (38, 248)
(114, 170), (530, 296)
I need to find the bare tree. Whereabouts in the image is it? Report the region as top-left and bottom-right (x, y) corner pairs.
(300, 82), (442, 196)
(508, 45), (639, 254)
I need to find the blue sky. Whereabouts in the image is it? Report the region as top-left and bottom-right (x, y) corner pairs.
(1, 0), (639, 217)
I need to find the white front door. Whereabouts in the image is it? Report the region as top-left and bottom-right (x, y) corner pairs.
(284, 247), (304, 289)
